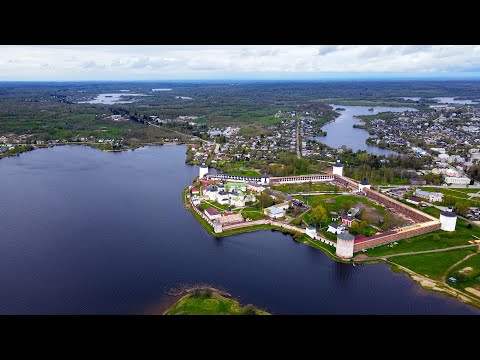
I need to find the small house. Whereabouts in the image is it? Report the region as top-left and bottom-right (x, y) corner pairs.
(405, 196), (422, 206)
(204, 208), (221, 221)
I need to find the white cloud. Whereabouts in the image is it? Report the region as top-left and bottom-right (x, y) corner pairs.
(1, 45), (480, 80)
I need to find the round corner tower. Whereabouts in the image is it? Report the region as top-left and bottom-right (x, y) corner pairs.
(440, 206), (457, 232)
(335, 232), (355, 259)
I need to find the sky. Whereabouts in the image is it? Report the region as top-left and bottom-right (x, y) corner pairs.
(2, 45), (480, 81)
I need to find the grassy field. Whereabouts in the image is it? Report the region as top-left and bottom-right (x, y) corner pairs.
(390, 248), (477, 280)
(225, 169), (261, 177)
(420, 187), (479, 197)
(241, 209), (265, 221)
(364, 216), (478, 257)
(271, 183), (339, 193)
(447, 252), (480, 294)
(199, 201), (230, 212)
(165, 290), (269, 315)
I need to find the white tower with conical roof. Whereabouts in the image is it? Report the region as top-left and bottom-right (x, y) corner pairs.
(332, 159), (344, 176)
(199, 163), (209, 179)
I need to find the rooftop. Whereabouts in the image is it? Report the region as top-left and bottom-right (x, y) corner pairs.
(337, 233), (355, 241)
(205, 208), (220, 216)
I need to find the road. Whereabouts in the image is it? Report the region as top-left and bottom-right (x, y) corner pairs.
(296, 118), (301, 158)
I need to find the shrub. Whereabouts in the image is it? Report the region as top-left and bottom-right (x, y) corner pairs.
(243, 304), (256, 315)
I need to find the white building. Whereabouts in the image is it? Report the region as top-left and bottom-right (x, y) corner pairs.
(306, 225), (317, 238)
(335, 233), (355, 259)
(332, 159), (344, 176)
(415, 189), (444, 203)
(204, 185), (218, 201)
(358, 178), (371, 192)
(445, 176), (471, 185)
(327, 223), (344, 235)
(440, 207), (457, 231)
(217, 190), (229, 205)
(264, 206), (286, 219)
(191, 195), (201, 206)
(199, 164), (209, 179)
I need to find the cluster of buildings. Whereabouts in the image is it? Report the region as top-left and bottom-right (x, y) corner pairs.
(187, 159), (461, 259)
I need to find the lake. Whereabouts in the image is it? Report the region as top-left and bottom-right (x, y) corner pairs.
(432, 97), (478, 105)
(78, 93), (147, 104)
(0, 145), (478, 314)
(310, 105), (417, 156)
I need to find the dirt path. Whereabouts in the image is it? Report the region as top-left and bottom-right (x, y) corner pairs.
(384, 260), (480, 304)
(442, 250), (479, 282)
(357, 244), (480, 262)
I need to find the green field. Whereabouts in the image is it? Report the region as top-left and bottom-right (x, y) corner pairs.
(241, 209), (265, 221)
(420, 187), (479, 197)
(447, 253), (480, 294)
(272, 183), (339, 193)
(165, 290), (269, 315)
(199, 201), (230, 212)
(390, 248), (476, 280)
(225, 169), (261, 177)
(364, 217), (479, 257)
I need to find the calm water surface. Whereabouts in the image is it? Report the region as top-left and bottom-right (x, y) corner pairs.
(431, 97), (478, 105)
(0, 145), (478, 314)
(311, 105), (417, 156)
(78, 93), (147, 104)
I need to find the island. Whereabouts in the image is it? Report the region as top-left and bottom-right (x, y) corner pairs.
(164, 288), (269, 315)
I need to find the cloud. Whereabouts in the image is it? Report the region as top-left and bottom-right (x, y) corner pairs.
(1, 45), (480, 80)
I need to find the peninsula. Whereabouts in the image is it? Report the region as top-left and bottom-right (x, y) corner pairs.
(184, 160), (480, 309)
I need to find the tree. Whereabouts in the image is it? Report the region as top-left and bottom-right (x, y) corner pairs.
(311, 204), (328, 228)
(381, 212), (393, 231)
(259, 191), (274, 209)
(443, 195), (457, 207)
(359, 211), (371, 223)
(291, 216), (302, 226)
(359, 221), (368, 234)
(433, 234), (440, 241)
(349, 222), (360, 235)
(455, 204), (469, 217)
(340, 199), (354, 213)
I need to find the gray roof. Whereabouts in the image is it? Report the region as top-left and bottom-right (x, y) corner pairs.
(333, 160), (343, 167)
(205, 185), (218, 192)
(441, 210), (457, 217)
(360, 179), (369, 185)
(307, 225), (316, 230)
(337, 233), (355, 241)
(329, 223), (338, 228)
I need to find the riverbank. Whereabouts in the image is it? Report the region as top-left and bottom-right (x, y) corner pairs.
(164, 288), (270, 315)
(184, 183), (480, 310)
(0, 140), (199, 161)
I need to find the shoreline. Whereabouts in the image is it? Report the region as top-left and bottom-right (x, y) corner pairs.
(183, 186), (480, 310)
(141, 285), (232, 315)
(0, 141), (198, 161)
